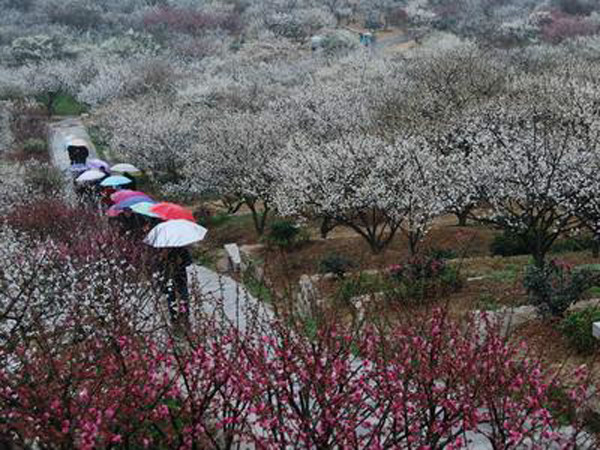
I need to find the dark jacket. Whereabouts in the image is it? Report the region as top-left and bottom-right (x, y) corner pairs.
(165, 248), (193, 280)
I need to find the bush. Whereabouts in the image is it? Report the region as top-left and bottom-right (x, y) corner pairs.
(10, 103), (47, 142)
(388, 254), (463, 299)
(266, 219), (307, 250)
(551, 235), (596, 253)
(10, 34), (66, 64)
(541, 11), (599, 43)
(336, 273), (386, 304)
(388, 7), (409, 27)
(490, 230), (533, 257)
(143, 7), (242, 37)
(321, 30), (357, 56)
(319, 253), (356, 279)
(22, 163), (64, 197)
(556, 0), (596, 16)
(429, 247), (457, 260)
(561, 307), (600, 353)
(45, 0), (104, 30)
(22, 138), (47, 159)
(524, 260), (597, 317)
(3, 197), (85, 241)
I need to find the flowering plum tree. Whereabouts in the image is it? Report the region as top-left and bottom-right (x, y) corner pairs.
(274, 135), (445, 254)
(97, 95), (200, 184)
(2, 304), (595, 449)
(463, 95), (598, 267)
(181, 109), (290, 235)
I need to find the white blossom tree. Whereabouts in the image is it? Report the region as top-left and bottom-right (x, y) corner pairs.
(181, 109), (290, 235)
(464, 95), (598, 267)
(274, 134), (445, 254)
(96, 95), (201, 184)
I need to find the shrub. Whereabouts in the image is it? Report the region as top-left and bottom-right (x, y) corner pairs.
(45, 0), (104, 30)
(490, 230), (533, 257)
(560, 307), (600, 353)
(551, 235), (596, 253)
(541, 11), (599, 43)
(10, 34), (66, 64)
(556, 0), (596, 16)
(319, 253), (356, 279)
(388, 254), (463, 299)
(321, 30), (357, 56)
(22, 163), (64, 197)
(388, 7), (409, 27)
(524, 259), (597, 317)
(3, 197), (90, 242)
(143, 7), (241, 37)
(266, 219), (307, 250)
(10, 103), (47, 142)
(1, 308), (594, 450)
(429, 247), (457, 260)
(336, 273), (386, 304)
(21, 138), (47, 160)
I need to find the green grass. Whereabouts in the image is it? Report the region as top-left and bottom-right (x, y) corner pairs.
(576, 264), (600, 272)
(38, 93), (87, 116)
(477, 294), (503, 311)
(194, 249), (217, 271)
(243, 272), (274, 303)
(87, 126), (112, 161)
(588, 286), (600, 297)
(488, 264), (521, 283)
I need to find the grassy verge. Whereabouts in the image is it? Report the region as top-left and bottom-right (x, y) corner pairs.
(38, 93), (87, 116)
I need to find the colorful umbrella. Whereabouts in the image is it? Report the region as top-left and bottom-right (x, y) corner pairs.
(150, 202), (196, 222)
(111, 190), (148, 204)
(144, 220), (207, 248)
(87, 158), (110, 171)
(111, 163), (141, 175)
(100, 175), (134, 187)
(107, 205), (124, 217)
(70, 163), (88, 173)
(114, 196), (154, 210)
(131, 201), (161, 218)
(76, 169), (105, 183)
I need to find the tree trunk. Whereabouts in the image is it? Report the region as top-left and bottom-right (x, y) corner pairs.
(246, 199), (269, 236)
(320, 217), (337, 239)
(456, 210), (469, 227)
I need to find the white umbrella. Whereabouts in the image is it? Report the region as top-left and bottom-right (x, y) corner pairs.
(144, 220), (208, 248)
(66, 138), (88, 149)
(76, 169), (106, 183)
(111, 163), (141, 174)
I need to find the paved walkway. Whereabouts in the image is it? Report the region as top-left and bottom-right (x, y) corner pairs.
(48, 118), (268, 330)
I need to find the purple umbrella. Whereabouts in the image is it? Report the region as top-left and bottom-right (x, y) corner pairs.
(114, 196), (155, 210)
(87, 158), (110, 171)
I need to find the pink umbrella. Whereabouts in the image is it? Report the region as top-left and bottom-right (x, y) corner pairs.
(111, 190), (149, 204)
(107, 205), (124, 217)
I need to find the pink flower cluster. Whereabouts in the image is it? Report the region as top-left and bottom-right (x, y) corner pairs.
(0, 310), (594, 449)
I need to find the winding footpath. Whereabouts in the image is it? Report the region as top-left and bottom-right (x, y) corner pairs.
(48, 117), (270, 332)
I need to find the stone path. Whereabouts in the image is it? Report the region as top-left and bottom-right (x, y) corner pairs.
(48, 118), (268, 329)
(49, 117), (97, 173)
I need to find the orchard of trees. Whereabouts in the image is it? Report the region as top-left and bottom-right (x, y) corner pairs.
(2, 0), (600, 449)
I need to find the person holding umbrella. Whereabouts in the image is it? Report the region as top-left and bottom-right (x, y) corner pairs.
(161, 247), (193, 326)
(144, 220), (208, 327)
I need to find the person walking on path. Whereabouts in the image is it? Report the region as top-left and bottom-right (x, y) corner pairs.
(160, 247), (193, 325)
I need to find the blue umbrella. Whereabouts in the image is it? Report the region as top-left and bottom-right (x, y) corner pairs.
(114, 196), (155, 210)
(100, 175), (133, 187)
